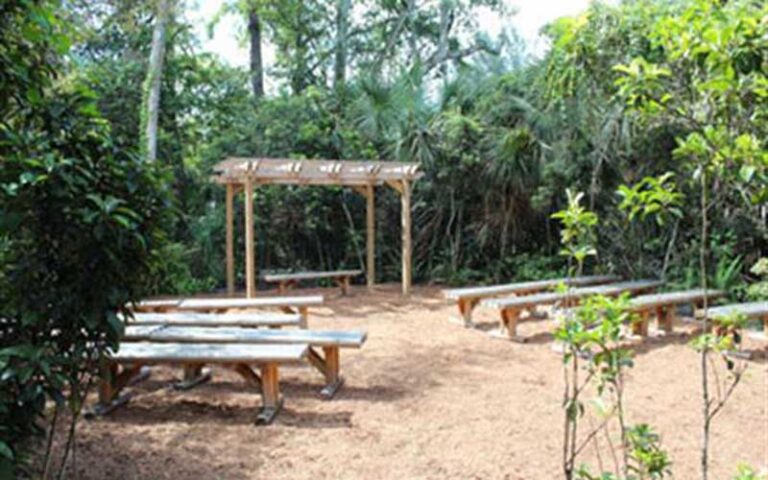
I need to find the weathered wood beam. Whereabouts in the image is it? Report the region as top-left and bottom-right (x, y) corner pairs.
(226, 184), (235, 295)
(401, 180), (411, 295)
(366, 184), (375, 290)
(244, 177), (256, 298)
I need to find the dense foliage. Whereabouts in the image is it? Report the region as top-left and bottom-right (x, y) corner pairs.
(62, 0), (766, 293)
(0, 0), (171, 476)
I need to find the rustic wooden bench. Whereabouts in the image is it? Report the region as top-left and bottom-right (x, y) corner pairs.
(480, 279), (664, 342)
(95, 342), (308, 425)
(175, 296), (325, 328)
(706, 301), (768, 338)
(262, 270), (363, 295)
(442, 275), (620, 327)
(124, 312), (303, 328)
(123, 326), (367, 398)
(628, 289), (726, 336)
(132, 298), (182, 313)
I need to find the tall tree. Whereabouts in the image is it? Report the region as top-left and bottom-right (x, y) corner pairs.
(142, 0), (173, 162)
(333, 0), (351, 88)
(247, 3), (264, 97)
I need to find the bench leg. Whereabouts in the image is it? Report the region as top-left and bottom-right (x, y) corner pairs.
(333, 277), (351, 295)
(656, 306), (675, 333)
(490, 308), (524, 342)
(632, 309), (650, 336)
(453, 298), (478, 328)
(321, 346), (343, 398)
(298, 306), (308, 329)
(98, 360), (119, 405)
(256, 363), (283, 425)
(278, 280), (297, 294)
(173, 364), (212, 391)
(306, 347), (344, 399)
(89, 362), (149, 418)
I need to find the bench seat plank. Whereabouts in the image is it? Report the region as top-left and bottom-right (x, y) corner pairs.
(124, 326), (367, 348)
(571, 279), (664, 298)
(178, 296), (324, 310)
(133, 299), (182, 312)
(442, 275), (619, 300)
(124, 312), (302, 328)
(263, 270), (363, 282)
(263, 270), (362, 295)
(112, 342), (308, 364)
(706, 301), (768, 320)
(481, 291), (563, 310)
(176, 296), (324, 328)
(630, 289), (725, 310)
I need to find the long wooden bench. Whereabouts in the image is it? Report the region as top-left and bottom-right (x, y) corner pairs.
(124, 312), (303, 328)
(174, 296), (324, 328)
(442, 275), (620, 326)
(133, 296), (324, 327)
(133, 298), (182, 313)
(96, 343), (308, 424)
(706, 301), (768, 337)
(263, 270), (363, 295)
(480, 279), (664, 342)
(123, 326), (367, 398)
(628, 289), (726, 336)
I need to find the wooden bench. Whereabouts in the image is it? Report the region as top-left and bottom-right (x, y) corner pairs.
(175, 296), (325, 328)
(123, 326), (367, 398)
(706, 301), (768, 338)
(123, 312), (303, 328)
(442, 275), (620, 327)
(480, 279), (664, 342)
(132, 298), (182, 313)
(96, 343), (308, 424)
(262, 270), (363, 295)
(628, 289), (726, 336)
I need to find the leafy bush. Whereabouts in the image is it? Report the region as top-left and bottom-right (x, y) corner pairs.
(0, 0), (172, 475)
(746, 258), (768, 301)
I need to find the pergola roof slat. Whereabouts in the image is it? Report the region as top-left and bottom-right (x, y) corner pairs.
(212, 157), (423, 187)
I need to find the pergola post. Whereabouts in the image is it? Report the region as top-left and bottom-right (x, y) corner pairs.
(366, 184), (375, 290)
(244, 177), (256, 298)
(401, 179), (412, 295)
(225, 184), (235, 295)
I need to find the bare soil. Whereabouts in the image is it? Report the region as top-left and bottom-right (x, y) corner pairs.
(66, 284), (767, 479)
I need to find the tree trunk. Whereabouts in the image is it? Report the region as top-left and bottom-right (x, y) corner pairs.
(248, 8), (264, 97)
(333, 0), (351, 88)
(435, 1), (452, 76)
(143, 0), (172, 162)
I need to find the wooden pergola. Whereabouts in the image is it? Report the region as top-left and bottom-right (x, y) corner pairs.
(212, 157), (423, 296)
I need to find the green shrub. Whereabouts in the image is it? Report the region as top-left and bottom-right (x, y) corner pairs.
(0, 1), (172, 475)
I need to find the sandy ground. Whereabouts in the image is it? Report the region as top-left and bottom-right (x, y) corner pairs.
(65, 284), (766, 479)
